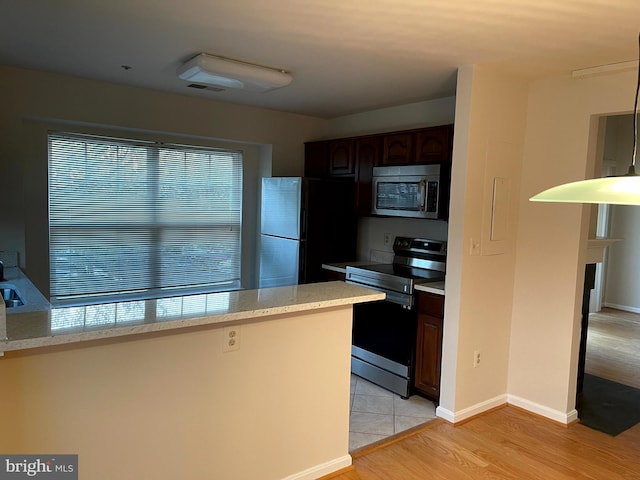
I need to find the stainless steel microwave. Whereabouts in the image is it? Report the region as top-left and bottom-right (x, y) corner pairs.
(371, 164), (441, 219)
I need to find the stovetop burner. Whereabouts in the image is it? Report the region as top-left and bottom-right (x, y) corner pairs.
(350, 263), (445, 282)
(345, 236), (446, 308)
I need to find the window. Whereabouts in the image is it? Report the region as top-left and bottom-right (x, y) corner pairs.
(48, 132), (242, 305)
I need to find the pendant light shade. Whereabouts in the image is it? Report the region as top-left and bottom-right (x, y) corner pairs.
(530, 33), (640, 205)
(530, 175), (640, 205)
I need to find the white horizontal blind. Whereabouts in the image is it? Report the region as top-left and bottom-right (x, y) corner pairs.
(48, 132), (242, 304)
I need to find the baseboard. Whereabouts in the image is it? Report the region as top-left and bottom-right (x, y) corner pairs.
(435, 405), (455, 423)
(436, 394), (577, 425)
(282, 454), (352, 480)
(508, 394), (578, 424)
(435, 394), (508, 423)
(602, 302), (640, 314)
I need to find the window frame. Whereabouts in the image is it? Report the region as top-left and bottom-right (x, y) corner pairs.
(47, 131), (245, 306)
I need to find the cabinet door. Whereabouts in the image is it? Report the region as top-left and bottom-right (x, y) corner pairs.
(354, 136), (380, 215)
(415, 292), (445, 401)
(415, 313), (443, 401)
(382, 133), (413, 165)
(414, 126), (453, 164)
(304, 141), (329, 177)
(329, 139), (355, 175)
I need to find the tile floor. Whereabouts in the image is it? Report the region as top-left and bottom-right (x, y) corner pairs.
(349, 374), (437, 451)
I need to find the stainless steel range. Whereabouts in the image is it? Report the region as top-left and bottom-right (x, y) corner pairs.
(346, 237), (446, 398)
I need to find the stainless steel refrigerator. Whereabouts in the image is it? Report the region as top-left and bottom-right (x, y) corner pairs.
(259, 177), (356, 288)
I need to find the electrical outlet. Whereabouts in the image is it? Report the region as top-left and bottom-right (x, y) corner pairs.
(384, 233), (391, 246)
(473, 350), (481, 368)
(223, 326), (240, 352)
(469, 238), (481, 256)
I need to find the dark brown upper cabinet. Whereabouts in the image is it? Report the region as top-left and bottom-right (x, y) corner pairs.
(414, 125), (452, 164)
(328, 139), (355, 176)
(382, 132), (414, 165)
(303, 124), (453, 217)
(304, 141), (329, 177)
(354, 136), (381, 215)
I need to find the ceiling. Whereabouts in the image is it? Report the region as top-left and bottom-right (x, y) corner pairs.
(1, 0), (639, 118)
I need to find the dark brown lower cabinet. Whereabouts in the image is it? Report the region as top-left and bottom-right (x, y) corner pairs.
(323, 269), (346, 282)
(415, 291), (444, 402)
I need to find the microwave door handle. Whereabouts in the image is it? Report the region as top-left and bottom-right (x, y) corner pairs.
(418, 180), (427, 211)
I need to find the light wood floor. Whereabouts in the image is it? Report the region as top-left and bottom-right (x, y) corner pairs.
(324, 308), (640, 480)
(325, 406), (640, 480)
(585, 307), (640, 389)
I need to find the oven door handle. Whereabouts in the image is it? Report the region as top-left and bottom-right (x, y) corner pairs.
(345, 280), (414, 309)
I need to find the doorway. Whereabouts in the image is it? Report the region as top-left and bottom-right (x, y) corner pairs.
(577, 113), (640, 435)
(591, 114), (640, 316)
(578, 308), (640, 435)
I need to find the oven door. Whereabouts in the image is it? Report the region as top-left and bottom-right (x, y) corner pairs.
(345, 270), (414, 308)
(351, 298), (417, 397)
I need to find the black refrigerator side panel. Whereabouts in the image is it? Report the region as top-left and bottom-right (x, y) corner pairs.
(299, 178), (356, 284)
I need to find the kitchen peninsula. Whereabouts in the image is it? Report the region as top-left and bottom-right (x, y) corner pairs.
(0, 282), (383, 480)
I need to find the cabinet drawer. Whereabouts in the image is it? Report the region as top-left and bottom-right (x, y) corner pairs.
(417, 291), (444, 317)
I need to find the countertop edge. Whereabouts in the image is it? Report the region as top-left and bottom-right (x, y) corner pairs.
(415, 282), (445, 295)
(321, 263), (346, 274)
(321, 261), (379, 274)
(1, 282), (384, 354)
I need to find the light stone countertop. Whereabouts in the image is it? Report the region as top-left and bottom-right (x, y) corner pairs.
(0, 281), (384, 353)
(321, 261), (378, 274)
(415, 281), (445, 296)
(1, 266), (51, 313)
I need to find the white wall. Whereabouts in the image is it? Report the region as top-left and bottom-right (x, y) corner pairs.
(602, 115), (640, 312)
(356, 217), (449, 262)
(438, 65), (528, 421)
(606, 202), (640, 312)
(325, 96), (456, 138)
(0, 65), (326, 293)
(509, 69), (637, 420)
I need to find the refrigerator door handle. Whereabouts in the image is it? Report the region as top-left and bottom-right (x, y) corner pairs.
(301, 208), (308, 239)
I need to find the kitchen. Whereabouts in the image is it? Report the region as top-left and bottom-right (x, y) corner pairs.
(5, 111), (452, 454)
(0, 64), (458, 479)
(1, 59), (636, 480)
(259, 130), (453, 449)
(2, 3), (640, 479)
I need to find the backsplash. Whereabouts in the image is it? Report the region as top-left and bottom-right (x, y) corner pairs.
(0, 252), (17, 268)
(357, 217), (448, 262)
(369, 250), (394, 263)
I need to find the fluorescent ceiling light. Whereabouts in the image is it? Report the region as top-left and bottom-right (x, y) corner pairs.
(531, 33), (640, 205)
(177, 53), (292, 93)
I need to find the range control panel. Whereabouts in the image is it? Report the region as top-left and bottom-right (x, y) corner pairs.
(393, 237), (447, 257)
